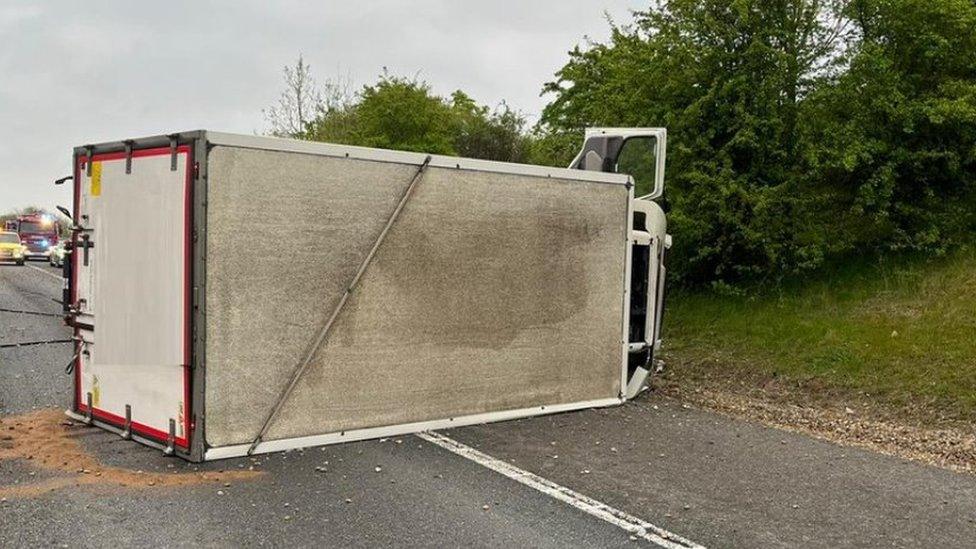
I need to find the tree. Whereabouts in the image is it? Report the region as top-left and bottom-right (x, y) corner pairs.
(540, 1), (852, 285)
(304, 72), (533, 163)
(451, 93), (533, 163)
(352, 75), (458, 154)
(264, 55), (352, 139)
(801, 0), (976, 257)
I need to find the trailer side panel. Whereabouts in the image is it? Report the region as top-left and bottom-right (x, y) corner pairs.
(204, 145), (629, 449)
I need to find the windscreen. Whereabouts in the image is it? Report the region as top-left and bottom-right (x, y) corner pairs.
(19, 221), (53, 233)
(617, 137), (658, 197)
(0, 233), (19, 244)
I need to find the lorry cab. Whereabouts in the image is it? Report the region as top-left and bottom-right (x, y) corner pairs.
(571, 128), (670, 398)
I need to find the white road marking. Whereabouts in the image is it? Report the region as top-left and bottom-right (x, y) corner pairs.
(28, 264), (63, 282)
(416, 431), (705, 549)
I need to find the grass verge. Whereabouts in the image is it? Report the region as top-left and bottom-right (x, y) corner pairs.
(660, 246), (976, 427)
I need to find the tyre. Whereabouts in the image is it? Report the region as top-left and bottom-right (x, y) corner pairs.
(16, 259), (24, 266)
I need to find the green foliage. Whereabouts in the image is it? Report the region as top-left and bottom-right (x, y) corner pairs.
(348, 76), (457, 154)
(450, 92), (533, 163)
(525, 130), (583, 168)
(306, 74), (532, 162)
(801, 0), (976, 258)
(539, 0), (976, 287)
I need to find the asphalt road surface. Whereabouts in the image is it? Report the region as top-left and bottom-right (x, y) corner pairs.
(2, 261), (974, 548)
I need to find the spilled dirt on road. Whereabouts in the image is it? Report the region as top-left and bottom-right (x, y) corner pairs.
(0, 408), (263, 499)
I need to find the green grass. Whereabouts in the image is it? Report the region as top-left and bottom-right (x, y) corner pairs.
(663, 246), (976, 422)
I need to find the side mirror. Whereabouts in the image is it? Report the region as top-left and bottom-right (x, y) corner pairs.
(54, 175), (73, 186)
(57, 205), (72, 218)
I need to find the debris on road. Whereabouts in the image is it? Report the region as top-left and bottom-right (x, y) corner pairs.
(0, 409), (262, 500)
(663, 386), (976, 474)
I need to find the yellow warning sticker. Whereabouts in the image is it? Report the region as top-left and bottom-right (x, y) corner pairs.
(90, 161), (102, 197)
(92, 375), (101, 407)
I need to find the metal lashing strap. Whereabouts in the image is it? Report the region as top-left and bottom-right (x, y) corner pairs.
(121, 405), (132, 439)
(80, 234), (93, 266)
(84, 146), (94, 177)
(124, 140), (134, 174)
(168, 134), (179, 171)
(246, 155), (433, 455)
(164, 419), (176, 455)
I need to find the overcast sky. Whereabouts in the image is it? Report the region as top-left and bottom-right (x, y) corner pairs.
(0, 1), (642, 211)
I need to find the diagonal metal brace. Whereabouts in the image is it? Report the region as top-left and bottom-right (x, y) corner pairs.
(246, 155), (433, 455)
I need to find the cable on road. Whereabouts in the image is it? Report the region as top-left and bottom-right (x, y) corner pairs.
(0, 307), (63, 318)
(0, 339), (74, 349)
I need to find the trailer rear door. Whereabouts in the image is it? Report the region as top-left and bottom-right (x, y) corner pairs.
(73, 146), (192, 449)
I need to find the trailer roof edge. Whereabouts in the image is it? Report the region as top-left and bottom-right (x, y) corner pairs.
(72, 130), (206, 156)
(204, 131), (632, 186)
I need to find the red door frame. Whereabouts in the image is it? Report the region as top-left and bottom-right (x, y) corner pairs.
(72, 145), (193, 449)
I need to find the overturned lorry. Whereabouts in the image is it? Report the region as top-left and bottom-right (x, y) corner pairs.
(63, 129), (669, 461)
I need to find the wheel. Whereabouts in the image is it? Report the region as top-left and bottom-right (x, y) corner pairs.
(16, 259), (24, 266)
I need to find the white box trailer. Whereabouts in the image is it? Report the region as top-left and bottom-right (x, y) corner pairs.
(63, 129), (669, 461)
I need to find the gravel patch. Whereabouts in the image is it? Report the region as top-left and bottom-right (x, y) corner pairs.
(662, 385), (976, 475)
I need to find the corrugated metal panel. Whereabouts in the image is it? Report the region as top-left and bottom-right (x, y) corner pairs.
(204, 146), (628, 448)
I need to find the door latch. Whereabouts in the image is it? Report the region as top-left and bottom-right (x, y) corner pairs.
(79, 234), (94, 266)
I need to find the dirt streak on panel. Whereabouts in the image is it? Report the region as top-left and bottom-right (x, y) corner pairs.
(267, 168), (628, 439)
(354, 206), (600, 350)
